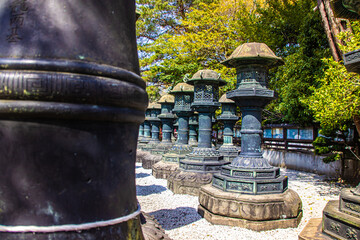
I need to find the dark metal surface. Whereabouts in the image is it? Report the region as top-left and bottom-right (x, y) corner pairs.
(0, 1), (140, 73)
(0, 0), (147, 239)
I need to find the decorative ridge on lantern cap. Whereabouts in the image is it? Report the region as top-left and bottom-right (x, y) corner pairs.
(187, 69), (227, 86)
(222, 42), (284, 68)
(158, 93), (175, 104)
(219, 93), (235, 104)
(171, 82), (194, 94)
(148, 102), (161, 109)
(330, 0), (360, 19)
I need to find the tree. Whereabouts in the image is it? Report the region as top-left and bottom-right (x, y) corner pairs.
(244, 0), (331, 125)
(136, 0), (266, 94)
(306, 21), (360, 134)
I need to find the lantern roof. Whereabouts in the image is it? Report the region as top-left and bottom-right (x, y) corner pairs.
(330, 0), (360, 19)
(147, 102), (161, 109)
(219, 93), (235, 104)
(171, 82), (194, 94)
(187, 69), (227, 86)
(222, 42), (284, 69)
(158, 93), (175, 104)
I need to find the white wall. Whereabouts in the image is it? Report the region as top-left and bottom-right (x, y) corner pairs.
(263, 149), (341, 178)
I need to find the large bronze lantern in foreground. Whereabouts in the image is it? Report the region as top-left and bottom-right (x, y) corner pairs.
(198, 43), (302, 231)
(0, 1), (147, 239)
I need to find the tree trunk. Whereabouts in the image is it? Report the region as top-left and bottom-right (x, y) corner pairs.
(353, 115), (360, 137)
(316, 0), (352, 62)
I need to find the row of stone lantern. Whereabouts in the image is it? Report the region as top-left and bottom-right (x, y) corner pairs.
(141, 42), (303, 232)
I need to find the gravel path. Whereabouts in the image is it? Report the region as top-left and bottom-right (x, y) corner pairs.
(136, 163), (346, 240)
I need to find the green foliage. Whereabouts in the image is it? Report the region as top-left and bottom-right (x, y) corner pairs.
(137, 0), (255, 90)
(246, 0), (331, 125)
(306, 57), (360, 133)
(312, 135), (343, 163)
(146, 85), (161, 102)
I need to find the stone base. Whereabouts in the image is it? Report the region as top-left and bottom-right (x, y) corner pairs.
(136, 150), (162, 169)
(162, 145), (193, 163)
(298, 218), (334, 240)
(218, 145), (239, 162)
(152, 161), (179, 179)
(198, 184), (302, 231)
(141, 142), (160, 152)
(151, 144), (174, 155)
(323, 200), (360, 240)
(167, 171), (214, 196)
(137, 142), (148, 151)
(140, 212), (172, 240)
(162, 153), (187, 164)
(340, 188), (360, 218)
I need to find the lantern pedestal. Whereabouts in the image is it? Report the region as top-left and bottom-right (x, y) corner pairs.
(198, 184), (302, 231)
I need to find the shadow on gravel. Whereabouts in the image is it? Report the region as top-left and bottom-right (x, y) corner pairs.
(136, 172), (150, 178)
(136, 184), (167, 196)
(148, 207), (202, 230)
(283, 168), (347, 196)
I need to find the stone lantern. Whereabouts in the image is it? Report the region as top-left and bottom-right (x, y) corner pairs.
(299, 5), (360, 240)
(153, 82), (194, 179)
(189, 112), (199, 147)
(142, 102), (162, 152)
(198, 43), (302, 231)
(137, 107), (152, 149)
(138, 122), (145, 142)
(162, 82), (194, 162)
(217, 94), (240, 161)
(167, 69), (229, 196)
(172, 117), (178, 142)
(151, 94), (176, 155)
(0, 1), (147, 239)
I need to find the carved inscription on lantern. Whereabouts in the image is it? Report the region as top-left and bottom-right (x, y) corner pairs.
(258, 183), (280, 192)
(7, 0), (28, 43)
(226, 181), (252, 192)
(187, 164), (203, 171)
(233, 171), (252, 177)
(344, 201), (360, 213)
(257, 172), (274, 178)
(213, 177), (224, 188)
(329, 221), (340, 233)
(346, 51), (360, 63)
(346, 228), (358, 240)
(221, 168), (231, 176)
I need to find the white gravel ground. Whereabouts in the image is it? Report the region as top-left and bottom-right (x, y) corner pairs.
(136, 163), (347, 240)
